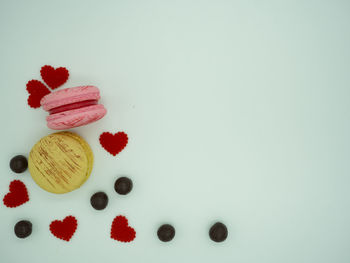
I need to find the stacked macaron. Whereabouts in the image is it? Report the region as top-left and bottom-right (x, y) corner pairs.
(28, 132), (93, 194)
(40, 86), (107, 130)
(28, 85), (105, 193)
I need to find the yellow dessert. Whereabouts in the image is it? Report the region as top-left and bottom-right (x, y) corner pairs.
(28, 132), (93, 194)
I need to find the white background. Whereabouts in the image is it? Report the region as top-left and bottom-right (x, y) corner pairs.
(0, 0), (350, 262)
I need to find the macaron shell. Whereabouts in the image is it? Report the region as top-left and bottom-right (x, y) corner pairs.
(41, 86), (100, 111)
(28, 132), (93, 194)
(57, 131), (93, 184)
(46, 104), (107, 130)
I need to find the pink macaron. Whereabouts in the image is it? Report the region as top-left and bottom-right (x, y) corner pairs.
(40, 86), (107, 130)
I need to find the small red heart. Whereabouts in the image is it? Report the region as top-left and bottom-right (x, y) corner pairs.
(3, 180), (29, 208)
(110, 215), (136, 242)
(50, 216), (77, 242)
(40, 65), (69, 89)
(99, 132), (128, 156)
(26, 80), (51, 108)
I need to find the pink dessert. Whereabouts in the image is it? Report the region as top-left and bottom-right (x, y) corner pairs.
(40, 86), (107, 130)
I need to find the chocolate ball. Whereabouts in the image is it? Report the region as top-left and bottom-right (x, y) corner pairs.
(209, 222), (228, 242)
(90, 192), (108, 210)
(157, 224), (175, 242)
(10, 155), (28, 173)
(14, 220), (32, 238)
(114, 177), (133, 195)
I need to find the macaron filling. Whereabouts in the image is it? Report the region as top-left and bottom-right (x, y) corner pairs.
(49, 100), (98, 115)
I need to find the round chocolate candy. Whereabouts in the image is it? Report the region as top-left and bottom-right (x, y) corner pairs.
(90, 192), (108, 210)
(114, 177), (133, 195)
(209, 222), (228, 242)
(14, 220), (32, 238)
(157, 224), (175, 242)
(10, 155), (28, 173)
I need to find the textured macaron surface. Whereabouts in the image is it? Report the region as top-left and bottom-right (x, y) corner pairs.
(58, 131), (93, 184)
(28, 132), (93, 194)
(41, 86), (101, 111)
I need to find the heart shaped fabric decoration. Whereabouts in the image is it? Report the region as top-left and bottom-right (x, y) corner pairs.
(3, 180), (29, 208)
(26, 80), (51, 108)
(99, 132), (128, 156)
(49, 215), (77, 242)
(40, 65), (69, 89)
(110, 215), (136, 242)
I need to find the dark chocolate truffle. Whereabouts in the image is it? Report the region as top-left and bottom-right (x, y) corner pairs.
(10, 155), (28, 173)
(157, 224), (175, 242)
(14, 220), (32, 238)
(90, 192), (108, 210)
(114, 177), (133, 195)
(209, 222), (228, 242)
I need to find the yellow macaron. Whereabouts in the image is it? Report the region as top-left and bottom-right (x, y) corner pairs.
(28, 132), (93, 194)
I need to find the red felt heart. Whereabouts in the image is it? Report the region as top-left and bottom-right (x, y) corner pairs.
(40, 65), (69, 89)
(99, 132), (128, 156)
(110, 215), (136, 242)
(3, 180), (29, 208)
(26, 80), (51, 108)
(50, 216), (77, 242)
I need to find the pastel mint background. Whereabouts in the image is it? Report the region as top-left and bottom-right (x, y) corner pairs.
(0, 0), (350, 262)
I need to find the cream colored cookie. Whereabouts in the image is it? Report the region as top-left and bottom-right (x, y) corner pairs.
(28, 132), (93, 194)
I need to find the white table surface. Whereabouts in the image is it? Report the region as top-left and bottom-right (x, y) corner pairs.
(1, 0), (350, 262)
